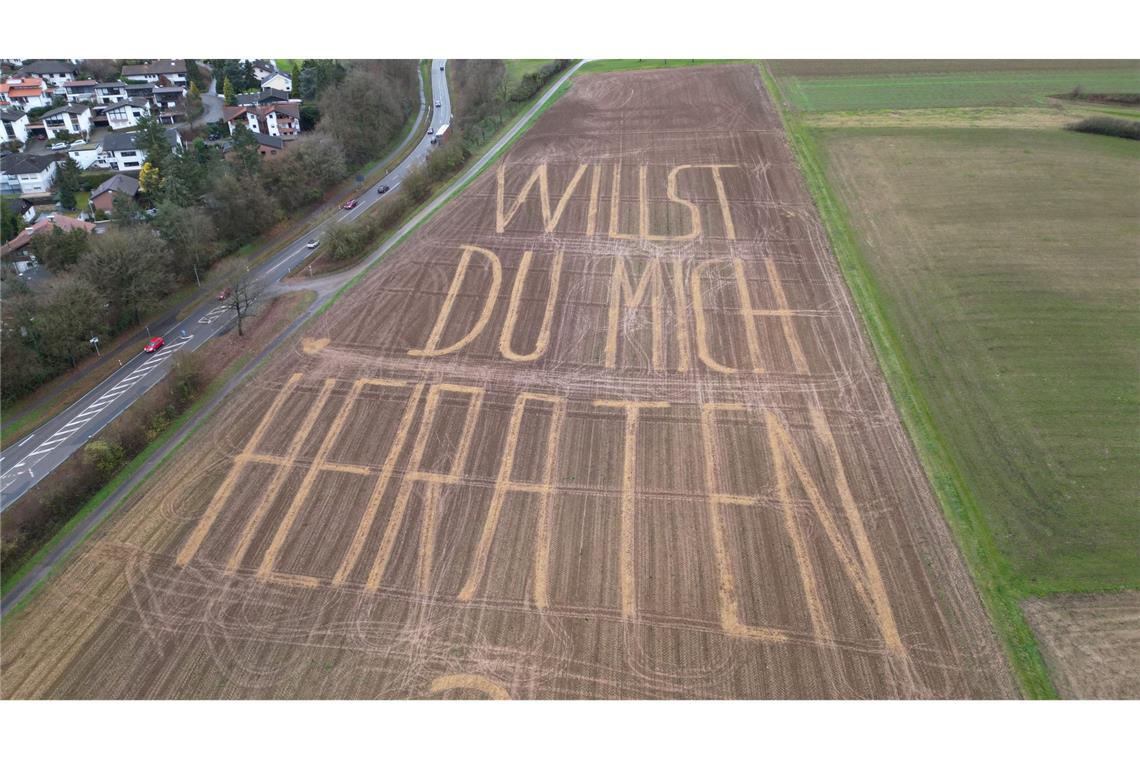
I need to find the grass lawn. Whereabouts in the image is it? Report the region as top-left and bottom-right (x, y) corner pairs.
(775, 64), (1139, 112)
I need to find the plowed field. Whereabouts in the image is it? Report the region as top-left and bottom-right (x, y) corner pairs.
(1, 65), (1015, 698)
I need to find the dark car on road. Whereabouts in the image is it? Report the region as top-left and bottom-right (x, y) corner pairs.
(377, 185), (390, 194)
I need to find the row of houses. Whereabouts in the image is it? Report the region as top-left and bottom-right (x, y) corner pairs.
(1, 126), (183, 194)
(0, 60), (191, 131)
(1, 90), (186, 146)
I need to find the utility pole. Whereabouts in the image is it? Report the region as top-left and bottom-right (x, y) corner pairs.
(89, 336), (101, 356)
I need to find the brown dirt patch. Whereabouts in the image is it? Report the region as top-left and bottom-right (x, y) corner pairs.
(1023, 592), (1140, 699)
(1, 66), (1015, 699)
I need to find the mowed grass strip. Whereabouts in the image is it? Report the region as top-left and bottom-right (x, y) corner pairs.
(778, 66), (1140, 112)
(816, 127), (1140, 591)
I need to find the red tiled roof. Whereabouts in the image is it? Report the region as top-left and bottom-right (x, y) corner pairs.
(1, 214), (96, 257)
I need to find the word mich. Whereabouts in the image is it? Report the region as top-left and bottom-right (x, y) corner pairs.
(175, 374), (905, 658)
(411, 248), (815, 374)
(495, 163), (739, 239)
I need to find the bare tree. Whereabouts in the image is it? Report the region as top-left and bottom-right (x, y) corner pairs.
(216, 260), (263, 337)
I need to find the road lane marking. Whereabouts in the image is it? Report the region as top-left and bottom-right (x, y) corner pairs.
(0, 334), (195, 498)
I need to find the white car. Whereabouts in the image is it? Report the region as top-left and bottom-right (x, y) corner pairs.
(49, 142), (67, 151)
(428, 127), (434, 134)
(70, 139), (85, 147)
(435, 101), (441, 108)
(306, 239), (320, 249)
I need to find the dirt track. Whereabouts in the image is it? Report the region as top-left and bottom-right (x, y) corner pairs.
(1, 65), (1016, 698)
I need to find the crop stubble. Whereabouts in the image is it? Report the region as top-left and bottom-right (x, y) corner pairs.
(1, 66), (1015, 698)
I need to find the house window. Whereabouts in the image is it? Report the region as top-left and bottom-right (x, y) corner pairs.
(123, 161), (139, 168)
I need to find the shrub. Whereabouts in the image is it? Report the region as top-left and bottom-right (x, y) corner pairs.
(402, 164), (432, 204)
(1064, 116), (1140, 141)
(84, 439), (125, 476)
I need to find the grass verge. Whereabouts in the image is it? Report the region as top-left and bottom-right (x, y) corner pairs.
(759, 63), (1058, 698)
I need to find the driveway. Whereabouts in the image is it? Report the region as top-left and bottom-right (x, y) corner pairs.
(193, 70), (224, 127)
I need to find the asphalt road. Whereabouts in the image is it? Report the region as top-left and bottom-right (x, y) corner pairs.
(0, 59), (449, 511)
(1, 59), (588, 615)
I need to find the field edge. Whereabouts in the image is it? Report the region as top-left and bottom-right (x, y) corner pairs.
(758, 62), (1057, 699)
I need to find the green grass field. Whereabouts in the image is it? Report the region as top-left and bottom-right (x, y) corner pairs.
(775, 63), (1139, 112)
(504, 59), (555, 88)
(820, 127), (1139, 590)
(764, 60), (1140, 697)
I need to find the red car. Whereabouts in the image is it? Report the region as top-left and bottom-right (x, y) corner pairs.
(342, 198), (358, 210)
(144, 336), (165, 354)
(217, 287), (232, 301)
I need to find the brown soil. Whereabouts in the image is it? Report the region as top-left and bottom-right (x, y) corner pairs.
(1023, 592), (1140, 699)
(0, 66), (1016, 699)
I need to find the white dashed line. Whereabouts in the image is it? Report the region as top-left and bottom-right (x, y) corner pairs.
(0, 334), (195, 496)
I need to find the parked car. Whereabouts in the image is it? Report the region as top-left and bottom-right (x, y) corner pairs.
(377, 185), (390, 194)
(69, 139), (85, 147)
(48, 142), (67, 151)
(435, 100), (441, 108)
(306, 239), (320, 249)
(217, 287), (232, 301)
(143, 336), (165, 354)
(439, 65), (444, 71)
(342, 199), (358, 210)
(428, 127), (434, 135)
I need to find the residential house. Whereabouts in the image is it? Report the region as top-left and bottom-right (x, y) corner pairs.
(223, 101), (300, 140)
(95, 81), (154, 105)
(150, 86), (186, 124)
(62, 79), (98, 102)
(1, 152), (60, 195)
(250, 60), (277, 82)
(90, 173), (140, 213)
(3, 197), (36, 225)
(235, 88), (293, 106)
(0, 78), (53, 109)
(42, 104), (92, 139)
(101, 97), (152, 130)
(67, 141), (104, 170)
(1, 213), (94, 260)
(251, 131), (285, 158)
(99, 128), (183, 172)
(2, 108), (29, 144)
(260, 72), (292, 93)
(16, 61), (78, 88)
(121, 60), (188, 88)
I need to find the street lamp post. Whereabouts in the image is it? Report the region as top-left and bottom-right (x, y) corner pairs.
(89, 336), (101, 357)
